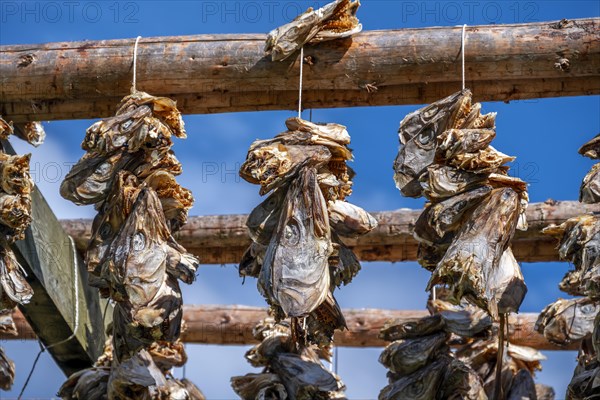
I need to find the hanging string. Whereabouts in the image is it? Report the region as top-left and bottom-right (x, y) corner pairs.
(461, 24), (467, 90)
(298, 46), (304, 118)
(131, 35), (142, 94)
(18, 236), (80, 400)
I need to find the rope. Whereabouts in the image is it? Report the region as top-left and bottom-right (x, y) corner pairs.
(131, 35), (142, 94)
(298, 46), (304, 118)
(18, 236), (80, 400)
(461, 24), (467, 90)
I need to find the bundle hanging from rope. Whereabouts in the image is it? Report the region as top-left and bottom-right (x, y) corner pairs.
(536, 133), (600, 398)
(57, 88), (205, 398)
(0, 116), (45, 392)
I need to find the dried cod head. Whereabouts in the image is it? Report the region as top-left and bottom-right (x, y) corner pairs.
(265, 0), (361, 61)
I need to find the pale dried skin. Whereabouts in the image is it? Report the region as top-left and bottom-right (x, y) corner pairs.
(438, 358), (488, 400)
(428, 299), (492, 338)
(415, 186), (492, 242)
(580, 163), (600, 204)
(247, 188), (287, 245)
(379, 356), (449, 400)
(0, 248), (33, 308)
(428, 188), (520, 314)
(14, 121), (46, 147)
(0, 193), (31, 236)
(0, 117), (13, 140)
(180, 379), (206, 400)
(262, 168), (332, 317)
(240, 143), (331, 195)
(0, 309), (17, 336)
(285, 117), (351, 145)
(147, 340), (187, 371)
(58, 366), (110, 400)
(535, 297), (599, 344)
(265, 0), (361, 61)
(143, 170), (194, 231)
(436, 129), (496, 161)
(423, 165), (489, 201)
(379, 314), (444, 342)
(379, 332), (448, 376)
(271, 353), (342, 398)
(60, 151), (133, 206)
(0, 153), (33, 196)
(246, 335), (291, 367)
(231, 373), (287, 400)
(239, 242), (267, 279)
(327, 200), (377, 238)
(488, 173), (528, 194)
(448, 146), (515, 174)
(484, 247), (527, 317)
(0, 346), (15, 391)
(534, 384), (555, 400)
(107, 349), (167, 399)
(579, 133), (600, 159)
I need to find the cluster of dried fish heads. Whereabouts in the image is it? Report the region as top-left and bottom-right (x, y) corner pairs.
(393, 89), (529, 319)
(265, 0), (362, 61)
(379, 294), (552, 400)
(0, 116), (44, 391)
(240, 117), (376, 349)
(231, 317), (346, 399)
(59, 92), (203, 398)
(536, 134), (600, 399)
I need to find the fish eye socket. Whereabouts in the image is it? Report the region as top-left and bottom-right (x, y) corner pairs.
(120, 120), (133, 132)
(418, 128), (435, 146)
(99, 223), (111, 240)
(132, 232), (146, 251)
(283, 220), (300, 246)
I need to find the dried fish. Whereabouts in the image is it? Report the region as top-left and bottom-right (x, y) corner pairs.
(485, 248), (527, 316)
(265, 0), (361, 61)
(580, 163), (600, 204)
(231, 373), (287, 400)
(379, 332), (448, 376)
(263, 167), (332, 317)
(422, 165), (489, 202)
(379, 356), (449, 400)
(506, 369), (537, 400)
(0, 117), (13, 140)
(58, 366), (110, 400)
(328, 200), (377, 238)
(0, 347), (15, 391)
(379, 314), (445, 342)
(428, 188), (520, 316)
(535, 384), (555, 400)
(436, 129), (496, 161)
(0, 153), (33, 196)
(59, 92), (198, 396)
(437, 358), (488, 400)
(273, 353), (342, 396)
(0, 309), (16, 336)
(429, 299), (492, 338)
(13, 121), (46, 147)
(286, 117), (351, 145)
(579, 134), (600, 159)
(535, 297), (599, 345)
(0, 247), (33, 309)
(247, 187), (287, 245)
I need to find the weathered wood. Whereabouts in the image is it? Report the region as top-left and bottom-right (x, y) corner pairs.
(1, 19), (598, 122)
(2, 140), (111, 376)
(3, 306), (578, 351)
(60, 201), (600, 264)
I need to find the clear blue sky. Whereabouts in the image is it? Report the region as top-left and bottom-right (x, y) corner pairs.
(1, 1), (599, 399)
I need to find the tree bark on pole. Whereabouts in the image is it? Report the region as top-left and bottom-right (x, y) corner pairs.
(2, 306), (578, 351)
(60, 201), (600, 264)
(1, 18), (598, 122)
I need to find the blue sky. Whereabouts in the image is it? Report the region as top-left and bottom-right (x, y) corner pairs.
(1, 1), (599, 399)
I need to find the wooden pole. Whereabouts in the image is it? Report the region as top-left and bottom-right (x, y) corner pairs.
(60, 201), (600, 264)
(2, 306), (577, 351)
(1, 18), (598, 122)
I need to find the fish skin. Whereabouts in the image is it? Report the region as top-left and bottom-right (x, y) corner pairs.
(247, 187), (288, 245)
(378, 356), (449, 400)
(379, 331), (449, 376)
(379, 314), (445, 342)
(580, 163), (600, 204)
(535, 297), (600, 345)
(265, 168), (333, 317)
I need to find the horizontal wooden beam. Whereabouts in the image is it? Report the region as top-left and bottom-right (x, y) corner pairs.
(3, 305), (577, 351)
(2, 140), (111, 377)
(1, 18), (598, 122)
(60, 201), (599, 264)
